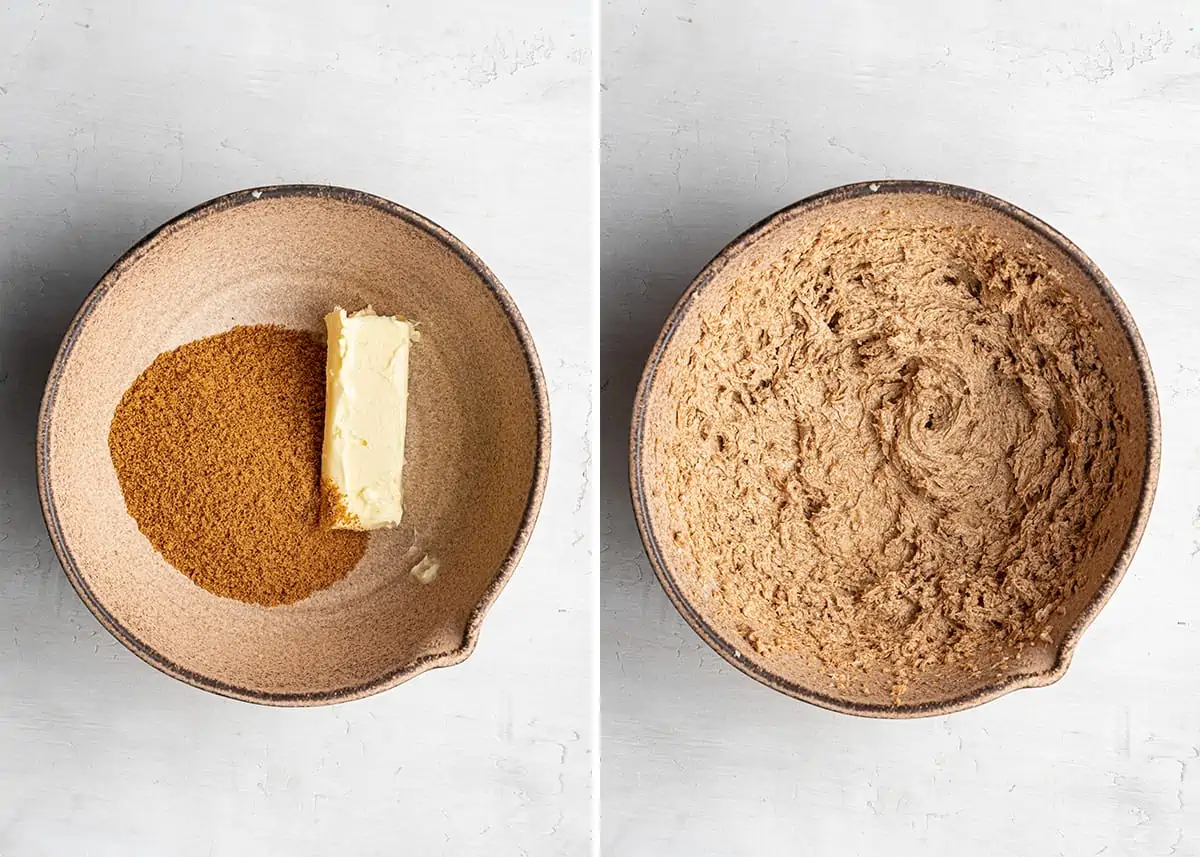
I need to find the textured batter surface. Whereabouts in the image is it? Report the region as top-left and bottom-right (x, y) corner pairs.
(109, 326), (368, 606)
(658, 224), (1125, 686)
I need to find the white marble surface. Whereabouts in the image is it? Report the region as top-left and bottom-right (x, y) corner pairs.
(0, 2), (592, 855)
(602, 1), (1200, 854)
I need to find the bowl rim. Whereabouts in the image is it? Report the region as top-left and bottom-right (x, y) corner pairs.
(37, 184), (551, 706)
(629, 179), (1161, 718)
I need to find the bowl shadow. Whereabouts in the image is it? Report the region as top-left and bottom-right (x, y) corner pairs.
(0, 201), (185, 697)
(600, 206), (791, 727)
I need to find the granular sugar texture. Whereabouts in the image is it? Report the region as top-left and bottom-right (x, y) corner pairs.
(109, 325), (367, 606)
(657, 224), (1125, 684)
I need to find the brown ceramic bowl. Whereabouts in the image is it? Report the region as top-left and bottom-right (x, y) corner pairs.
(38, 185), (549, 705)
(631, 180), (1159, 718)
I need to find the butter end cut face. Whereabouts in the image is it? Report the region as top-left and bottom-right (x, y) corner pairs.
(321, 306), (414, 530)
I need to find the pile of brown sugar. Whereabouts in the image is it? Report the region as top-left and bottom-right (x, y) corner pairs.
(657, 223), (1125, 688)
(109, 325), (367, 606)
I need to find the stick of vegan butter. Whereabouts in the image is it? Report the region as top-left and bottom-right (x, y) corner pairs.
(321, 306), (415, 530)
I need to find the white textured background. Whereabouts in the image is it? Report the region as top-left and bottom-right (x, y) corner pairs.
(602, 1), (1200, 854)
(0, 2), (592, 855)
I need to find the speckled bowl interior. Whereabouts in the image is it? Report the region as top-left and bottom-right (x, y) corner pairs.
(39, 186), (548, 704)
(632, 181), (1159, 717)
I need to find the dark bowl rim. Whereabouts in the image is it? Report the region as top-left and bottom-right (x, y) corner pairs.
(37, 183), (551, 707)
(629, 179), (1161, 718)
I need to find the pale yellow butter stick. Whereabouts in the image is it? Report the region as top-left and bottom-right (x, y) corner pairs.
(321, 306), (416, 530)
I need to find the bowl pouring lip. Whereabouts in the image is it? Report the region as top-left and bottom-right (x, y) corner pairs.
(629, 179), (1161, 718)
(37, 184), (551, 707)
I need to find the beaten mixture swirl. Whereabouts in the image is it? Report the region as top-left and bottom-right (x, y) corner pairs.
(658, 224), (1123, 686)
